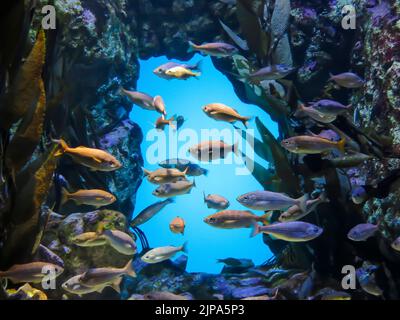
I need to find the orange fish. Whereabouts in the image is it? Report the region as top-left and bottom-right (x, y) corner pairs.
(169, 217), (185, 235)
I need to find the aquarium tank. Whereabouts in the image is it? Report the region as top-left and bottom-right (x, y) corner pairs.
(1, 0), (400, 302)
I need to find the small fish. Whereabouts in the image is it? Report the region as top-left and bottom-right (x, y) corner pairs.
(247, 64), (296, 82)
(79, 260), (136, 293)
(356, 265), (383, 297)
(279, 193), (329, 222)
(189, 140), (239, 162)
(62, 274), (108, 296)
(152, 180), (196, 198)
(329, 153), (373, 168)
(281, 135), (346, 154)
(120, 88), (155, 110)
(102, 229), (137, 255)
(391, 237), (400, 251)
(143, 292), (190, 300)
(347, 223), (378, 241)
(309, 288), (351, 300)
(0, 262), (64, 284)
(155, 115), (176, 131)
(295, 103), (337, 124)
(153, 61), (201, 80)
(251, 221), (323, 242)
(152, 95), (167, 115)
(159, 159), (208, 176)
(130, 198), (174, 227)
(203, 192), (230, 210)
(61, 188), (116, 208)
(202, 103), (251, 128)
(204, 210), (269, 229)
(53, 139), (122, 171)
(70, 232), (108, 247)
(141, 242), (188, 264)
(169, 216), (186, 235)
(329, 72), (364, 88)
(143, 167), (188, 184)
(309, 99), (351, 116)
(351, 186), (368, 204)
(165, 66), (201, 80)
(237, 190), (308, 213)
(188, 41), (238, 57)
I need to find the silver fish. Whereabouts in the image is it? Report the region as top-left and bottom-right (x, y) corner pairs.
(130, 198), (174, 227)
(102, 229), (137, 255)
(141, 242), (188, 264)
(251, 221), (323, 242)
(329, 72), (364, 88)
(152, 180), (196, 198)
(248, 65), (296, 82)
(347, 223), (378, 241)
(203, 192), (230, 210)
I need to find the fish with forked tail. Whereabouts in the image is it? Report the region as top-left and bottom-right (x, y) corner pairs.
(281, 135), (346, 155)
(61, 188), (116, 208)
(329, 72), (364, 88)
(152, 180), (196, 198)
(0, 262), (64, 284)
(204, 210), (270, 229)
(202, 103), (252, 128)
(188, 41), (238, 57)
(52, 139), (121, 171)
(251, 221), (323, 242)
(153, 61), (202, 80)
(141, 243), (188, 264)
(189, 140), (239, 162)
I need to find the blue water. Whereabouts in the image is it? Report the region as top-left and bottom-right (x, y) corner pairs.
(129, 55), (278, 273)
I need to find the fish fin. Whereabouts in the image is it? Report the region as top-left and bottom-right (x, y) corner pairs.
(96, 286), (106, 293)
(187, 41), (196, 53)
(297, 194), (309, 213)
(92, 157), (103, 164)
(260, 212), (272, 225)
(96, 222), (105, 235)
(124, 259), (136, 278)
(242, 117), (252, 129)
(52, 138), (69, 156)
(194, 72), (201, 78)
(203, 191), (207, 203)
(203, 169), (209, 176)
(181, 241), (189, 254)
(110, 278), (122, 293)
(182, 166), (189, 175)
(337, 138), (346, 154)
(250, 221), (261, 238)
(61, 187), (70, 206)
(142, 168), (151, 176)
(328, 73), (334, 81)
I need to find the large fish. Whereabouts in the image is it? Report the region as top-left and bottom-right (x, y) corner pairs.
(141, 243), (188, 264)
(159, 159), (208, 176)
(281, 135), (346, 154)
(0, 262), (64, 284)
(53, 139), (122, 171)
(202, 103), (251, 128)
(204, 210), (269, 229)
(152, 180), (196, 198)
(165, 66), (201, 80)
(78, 260), (136, 293)
(62, 274), (109, 296)
(143, 167), (188, 184)
(203, 192), (230, 210)
(237, 190), (308, 213)
(329, 72), (364, 88)
(153, 61), (202, 79)
(189, 140), (239, 162)
(347, 223), (378, 241)
(130, 198), (174, 227)
(188, 41), (238, 57)
(251, 221), (323, 242)
(61, 188), (116, 208)
(102, 229), (137, 255)
(120, 88), (155, 110)
(279, 193), (328, 222)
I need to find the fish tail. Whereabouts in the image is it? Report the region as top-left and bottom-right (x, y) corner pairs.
(52, 138), (69, 156)
(124, 259), (136, 278)
(250, 221), (260, 238)
(60, 187), (70, 206)
(119, 86), (126, 96)
(203, 168), (209, 176)
(142, 167), (151, 176)
(181, 241), (189, 254)
(328, 73), (334, 80)
(242, 117), (252, 129)
(194, 71), (201, 78)
(188, 41), (197, 53)
(192, 179), (197, 188)
(336, 138), (346, 154)
(297, 194), (309, 213)
(182, 166), (189, 175)
(260, 212), (272, 225)
(111, 277), (122, 293)
(203, 191), (207, 203)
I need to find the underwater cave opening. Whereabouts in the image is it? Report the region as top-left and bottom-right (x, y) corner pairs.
(129, 54), (279, 274)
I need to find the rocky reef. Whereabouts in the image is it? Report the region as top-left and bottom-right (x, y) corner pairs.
(1, 0), (400, 300)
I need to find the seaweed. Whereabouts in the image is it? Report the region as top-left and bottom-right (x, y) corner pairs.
(0, 29), (46, 130)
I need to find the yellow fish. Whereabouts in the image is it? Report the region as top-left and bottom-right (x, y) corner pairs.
(202, 103), (251, 128)
(61, 188), (116, 208)
(165, 66), (201, 80)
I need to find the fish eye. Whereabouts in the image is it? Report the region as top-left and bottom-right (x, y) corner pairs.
(208, 218), (216, 223)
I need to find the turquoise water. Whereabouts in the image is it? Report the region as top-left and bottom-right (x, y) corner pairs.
(130, 54), (278, 273)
